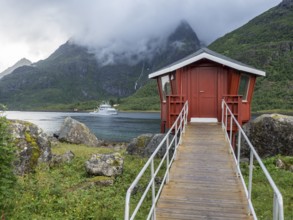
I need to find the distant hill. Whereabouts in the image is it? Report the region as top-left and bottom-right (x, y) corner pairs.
(0, 21), (201, 110)
(209, 0), (293, 111)
(0, 58), (31, 79)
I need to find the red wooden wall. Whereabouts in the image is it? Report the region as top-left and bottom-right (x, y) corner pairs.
(156, 60), (257, 132)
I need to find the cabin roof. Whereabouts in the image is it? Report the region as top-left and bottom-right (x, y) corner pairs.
(149, 48), (266, 78)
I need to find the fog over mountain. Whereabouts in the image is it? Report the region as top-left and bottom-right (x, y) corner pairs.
(0, 20), (201, 110)
(0, 0), (281, 71)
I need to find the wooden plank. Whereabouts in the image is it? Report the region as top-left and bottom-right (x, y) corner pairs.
(156, 123), (252, 220)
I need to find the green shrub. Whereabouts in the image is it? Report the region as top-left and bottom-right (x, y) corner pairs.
(0, 115), (16, 217)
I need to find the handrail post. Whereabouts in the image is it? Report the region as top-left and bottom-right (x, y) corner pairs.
(225, 106), (228, 133)
(174, 123), (178, 160)
(248, 150), (254, 215)
(175, 123), (178, 147)
(229, 115), (233, 142)
(179, 115), (183, 145)
(151, 159), (156, 220)
(277, 194), (284, 220)
(182, 109), (186, 133)
(221, 100), (224, 129)
(229, 115), (233, 153)
(125, 193), (130, 220)
(273, 193), (278, 220)
(237, 129), (241, 176)
(166, 135), (170, 183)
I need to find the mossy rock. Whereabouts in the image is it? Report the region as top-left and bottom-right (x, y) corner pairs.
(9, 119), (52, 175)
(242, 114), (293, 157)
(126, 134), (153, 156)
(85, 153), (124, 177)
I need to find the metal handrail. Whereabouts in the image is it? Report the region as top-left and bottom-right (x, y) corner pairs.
(221, 99), (284, 220)
(125, 101), (188, 220)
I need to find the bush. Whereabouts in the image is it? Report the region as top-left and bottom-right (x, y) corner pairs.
(0, 115), (16, 217)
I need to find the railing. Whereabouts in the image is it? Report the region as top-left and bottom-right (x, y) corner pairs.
(222, 99), (284, 220)
(125, 101), (188, 220)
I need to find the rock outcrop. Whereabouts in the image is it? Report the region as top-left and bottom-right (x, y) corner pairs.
(50, 150), (75, 166)
(242, 114), (293, 157)
(9, 120), (52, 175)
(281, 0), (293, 8)
(58, 117), (102, 147)
(85, 153), (124, 177)
(126, 134), (153, 156)
(127, 133), (173, 158)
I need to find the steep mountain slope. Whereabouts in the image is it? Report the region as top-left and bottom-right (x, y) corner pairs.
(119, 80), (160, 111)
(0, 21), (201, 110)
(0, 58), (31, 79)
(209, 0), (293, 111)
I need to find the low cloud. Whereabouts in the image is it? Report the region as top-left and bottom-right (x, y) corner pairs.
(0, 0), (281, 70)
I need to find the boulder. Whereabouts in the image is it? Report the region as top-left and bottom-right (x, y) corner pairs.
(58, 117), (102, 147)
(50, 150), (75, 166)
(126, 134), (153, 156)
(127, 133), (174, 158)
(9, 120), (52, 175)
(144, 133), (174, 158)
(85, 153), (123, 177)
(242, 114), (293, 157)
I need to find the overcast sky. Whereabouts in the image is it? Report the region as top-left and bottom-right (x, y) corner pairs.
(0, 0), (281, 72)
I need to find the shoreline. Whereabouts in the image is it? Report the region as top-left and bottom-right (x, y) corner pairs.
(6, 109), (293, 115)
(5, 109), (161, 113)
(252, 110), (293, 116)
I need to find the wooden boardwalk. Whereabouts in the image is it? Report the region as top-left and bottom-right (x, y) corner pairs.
(156, 123), (252, 220)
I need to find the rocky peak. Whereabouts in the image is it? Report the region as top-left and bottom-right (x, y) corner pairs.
(0, 58), (32, 79)
(168, 20), (200, 48)
(280, 0), (293, 8)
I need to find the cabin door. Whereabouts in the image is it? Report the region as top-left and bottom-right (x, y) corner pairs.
(190, 67), (217, 120)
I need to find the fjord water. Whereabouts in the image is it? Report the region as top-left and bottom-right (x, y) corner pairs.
(5, 111), (160, 142)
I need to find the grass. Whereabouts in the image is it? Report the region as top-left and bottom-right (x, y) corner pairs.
(4, 142), (293, 219)
(6, 143), (153, 220)
(241, 156), (293, 219)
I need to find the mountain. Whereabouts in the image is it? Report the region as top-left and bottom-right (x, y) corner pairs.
(209, 0), (293, 111)
(0, 58), (32, 79)
(0, 21), (201, 110)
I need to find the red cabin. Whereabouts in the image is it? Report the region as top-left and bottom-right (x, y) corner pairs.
(149, 48), (265, 133)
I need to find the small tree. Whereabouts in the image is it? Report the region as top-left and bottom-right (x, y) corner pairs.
(109, 99), (114, 106)
(0, 115), (16, 217)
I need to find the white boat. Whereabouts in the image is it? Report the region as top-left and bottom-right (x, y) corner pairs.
(90, 103), (118, 115)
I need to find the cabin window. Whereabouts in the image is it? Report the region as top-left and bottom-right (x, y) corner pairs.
(238, 74), (250, 101)
(161, 75), (171, 102)
(170, 73), (177, 94)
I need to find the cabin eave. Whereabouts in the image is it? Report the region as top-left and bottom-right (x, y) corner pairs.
(149, 49), (266, 79)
